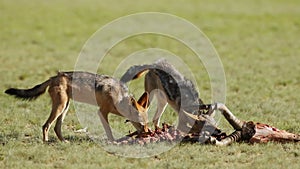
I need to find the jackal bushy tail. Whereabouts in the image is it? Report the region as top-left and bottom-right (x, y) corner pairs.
(120, 64), (154, 83)
(5, 79), (51, 100)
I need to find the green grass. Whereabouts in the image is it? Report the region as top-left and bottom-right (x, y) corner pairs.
(1, 0), (300, 168)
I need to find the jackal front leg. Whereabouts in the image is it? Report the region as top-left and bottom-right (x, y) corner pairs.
(98, 109), (114, 141)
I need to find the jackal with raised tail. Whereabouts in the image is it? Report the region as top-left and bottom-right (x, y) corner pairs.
(121, 59), (210, 133)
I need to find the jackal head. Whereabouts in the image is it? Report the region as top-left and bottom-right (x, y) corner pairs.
(118, 92), (150, 133)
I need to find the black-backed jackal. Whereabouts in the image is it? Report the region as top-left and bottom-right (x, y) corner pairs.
(5, 71), (149, 142)
(120, 59), (253, 143)
(121, 59), (209, 133)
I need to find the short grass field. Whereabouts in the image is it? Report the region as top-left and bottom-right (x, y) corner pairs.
(1, 0), (300, 168)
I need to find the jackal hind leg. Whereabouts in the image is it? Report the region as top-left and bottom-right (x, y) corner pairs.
(98, 109), (114, 141)
(54, 100), (70, 142)
(43, 90), (69, 142)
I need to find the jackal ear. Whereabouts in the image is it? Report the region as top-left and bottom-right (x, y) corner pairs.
(131, 97), (142, 111)
(137, 92), (149, 109)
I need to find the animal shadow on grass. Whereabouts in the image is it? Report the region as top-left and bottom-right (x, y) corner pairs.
(45, 135), (94, 144)
(0, 132), (94, 145)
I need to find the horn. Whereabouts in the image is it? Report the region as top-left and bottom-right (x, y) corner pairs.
(182, 110), (206, 121)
